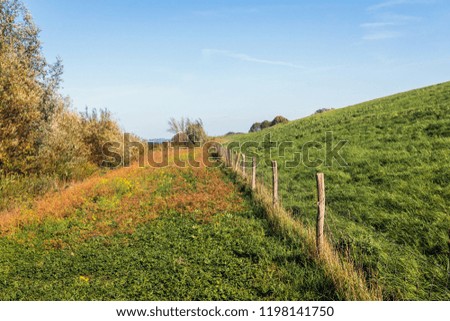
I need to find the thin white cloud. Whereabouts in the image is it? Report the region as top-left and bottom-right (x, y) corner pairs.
(363, 31), (403, 40)
(362, 0), (429, 40)
(380, 13), (422, 21)
(368, 0), (435, 11)
(193, 7), (260, 17)
(192, 4), (303, 18)
(360, 22), (399, 28)
(202, 49), (305, 69)
(368, 0), (409, 11)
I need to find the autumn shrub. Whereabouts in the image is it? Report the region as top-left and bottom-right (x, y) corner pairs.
(1, 0), (134, 204)
(79, 108), (124, 166)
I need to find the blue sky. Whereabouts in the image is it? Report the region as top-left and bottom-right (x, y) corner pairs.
(25, 0), (450, 138)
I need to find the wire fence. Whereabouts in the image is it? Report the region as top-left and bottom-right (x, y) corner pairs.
(219, 146), (450, 299)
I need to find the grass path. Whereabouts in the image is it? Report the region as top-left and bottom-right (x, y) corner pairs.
(0, 154), (338, 300)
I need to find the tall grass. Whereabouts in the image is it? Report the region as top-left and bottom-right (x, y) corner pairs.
(0, 166), (96, 212)
(225, 159), (382, 300)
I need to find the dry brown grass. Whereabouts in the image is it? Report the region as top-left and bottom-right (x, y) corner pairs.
(0, 165), (135, 235)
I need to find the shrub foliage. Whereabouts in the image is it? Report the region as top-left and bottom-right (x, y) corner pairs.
(0, 0), (124, 178)
(249, 116), (289, 133)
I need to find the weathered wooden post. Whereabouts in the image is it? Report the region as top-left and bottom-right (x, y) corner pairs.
(252, 157), (257, 190)
(316, 173), (326, 255)
(222, 146), (226, 164)
(234, 153), (241, 172)
(230, 150), (234, 168)
(222, 147), (228, 167)
(242, 154), (246, 176)
(272, 161), (278, 208)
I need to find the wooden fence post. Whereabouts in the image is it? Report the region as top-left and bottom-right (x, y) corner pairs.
(230, 150), (234, 168)
(242, 154), (246, 176)
(272, 161), (278, 207)
(234, 153), (241, 172)
(252, 157), (257, 190)
(316, 173), (326, 255)
(225, 147), (229, 166)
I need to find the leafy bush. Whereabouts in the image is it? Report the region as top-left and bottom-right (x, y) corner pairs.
(315, 108), (335, 114)
(249, 122), (262, 133)
(79, 108), (123, 166)
(270, 115), (289, 126)
(248, 116), (289, 133)
(260, 120), (271, 130)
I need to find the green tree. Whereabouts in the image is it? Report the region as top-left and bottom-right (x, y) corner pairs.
(249, 122), (261, 133)
(260, 120), (271, 130)
(270, 115), (289, 126)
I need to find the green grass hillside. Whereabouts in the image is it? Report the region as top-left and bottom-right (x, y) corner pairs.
(227, 82), (450, 300)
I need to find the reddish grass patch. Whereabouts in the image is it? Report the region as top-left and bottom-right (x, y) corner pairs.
(0, 149), (248, 238)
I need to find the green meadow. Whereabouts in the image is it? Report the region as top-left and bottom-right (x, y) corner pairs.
(227, 82), (450, 300)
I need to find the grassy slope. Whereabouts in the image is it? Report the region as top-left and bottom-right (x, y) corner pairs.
(228, 82), (450, 300)
(0, 158), (337, 300)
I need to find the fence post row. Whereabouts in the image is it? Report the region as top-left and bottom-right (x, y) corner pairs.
(225, 152), (327, 256)
(316, 173), (326, 255)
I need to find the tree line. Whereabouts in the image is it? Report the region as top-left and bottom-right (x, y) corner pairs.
(249, 115), (289, 133)
(0, 0), (130, 179)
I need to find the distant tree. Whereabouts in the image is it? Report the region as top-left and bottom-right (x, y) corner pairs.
(270, 115), (289, 126)
(260, 120), (271, 130)
(186, 119), (207, 145)
(315, 108), (335, 114)
(249, 122), (261, 133)
(247, 115), (289, 134)
(167, 117), (188, 135)
(171, 132), (189, 145)
(168, 117), (207, 145)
